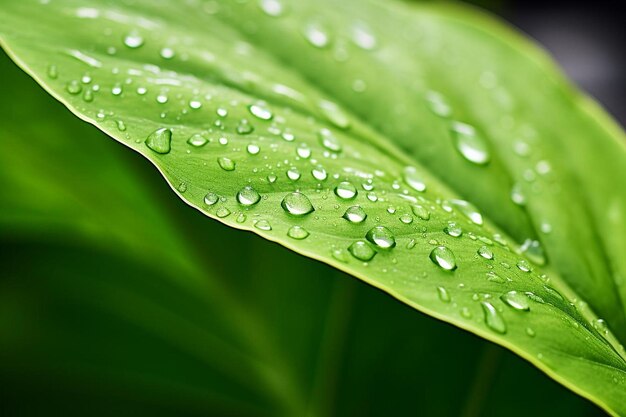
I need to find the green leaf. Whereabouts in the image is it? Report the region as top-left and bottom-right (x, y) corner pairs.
(0, 0), (625, 415)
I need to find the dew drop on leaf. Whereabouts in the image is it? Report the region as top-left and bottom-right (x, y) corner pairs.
(437, 286), (451, 303)
(411, 204), (430, 220)
(281, 192), (315, 216)
(477, 246), (494, 260)
(218, 157), (236, 171)
(334, 181), (357, 199)
(501, 291), (530, 311)
(450, 121), (490, 165)
(254, 219), (272, 231)
(318, 128), (343, 152)
(343, 205), (367, 223)
(365, 226), (396, 249)
(216, 207), (231, 218)
(311, 165), (328, 181)
(444, 221), (463, 237)
(481, 301), (507, 334)
(348, 240), (376, 261)
(145, 128), (172, 154)
(236, 186), (261, 206)
(187, 134), (208, 147)
(66, 80), (82, 95)
(248, 103), (273, 121)
(450, 199), (483, 225)
(123, 33), (144, 49)
(204, 192), (219, 206)
(403, 166), (427, 192)
(287, 225), (310, 240)
(429, 246), (457, 271)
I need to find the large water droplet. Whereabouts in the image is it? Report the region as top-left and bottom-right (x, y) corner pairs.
(343, 206), (367, 223)
(450, 122), (490, 165)
(429, 246), (457, 271)
(123, 33), (144, 49)
(450, 199), (483, 225)
(403, 166), (426, 192)
(334, 181), (357, 199)
(204, 192), (219, 206)
(287, 225), (310, 240)
(444, 222), (462, 237)
(348, 240), (376, 261)
(237, 186), (261, 206)
(281, 192), (315, 216)
(481, 302), (507, 334)
(287, 167), (301, 181)
(411, 204), (430, 220)
(218, 157), (236, 171)
(500, 291), (530, 311)
(311, 165), (328, 181)
(145, 128), (172, 154)
(365, 226), (396, 249)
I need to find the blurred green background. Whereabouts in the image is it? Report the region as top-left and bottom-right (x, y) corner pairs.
(1, 0), (622, 415)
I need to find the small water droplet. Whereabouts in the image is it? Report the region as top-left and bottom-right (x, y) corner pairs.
(486, 271), (505, 283)
(425, 91), (452, 117)
(365, 226), (396, 249)
(526, 327), (536, 337)
(334, 181), (357, 199)
(217, 107), (228, 117)
(187, 134), (208, 147)
(281, 192), (315, 216)
(399, 214), (413, 224)
(311, 165), (328, 181)
(236, 186), (261, 206)
(501, 291), (530, 311)
(318, 128), (343, 152)
(429, 246), (457, 271)
(510, 182), (526, 206)
(450, 122), (490, 165)
(296, 144), (311, 159)
(343, 206), (367, 223)
(247, 143), (261, 155)
(267, 174), (277, 184)
(520, 239), (546, 266)
(348, 240), (376, 261)
(254, 219), (272, 231)
(204, 192), (219, 206)
(303, 22), (330, 48)
(216, 207), (231, 218)
(351, 22), (377, 50)
(160, 47), (175, 59)
(437, 286), (451, 303)
(248, 103), (273, 120)
(123, 33), (144, 49)
(287, 225), (310, 240)
(481, 301), (507, 334)
(477, 246), (494, 260)
(145, 128), (172, 154)
(218, 157), (236, 171)
(444, 221), (463, 237)
(236, 119), (254, 135)
(287, 167), (301, 181)
(189, 99), (202, 109)
(259, 0), (284, 16)
(411, 204), (430, 220)
(516, 259), (532, 272)
(66, 80), (82, 95)
(47, 64), (58, 79)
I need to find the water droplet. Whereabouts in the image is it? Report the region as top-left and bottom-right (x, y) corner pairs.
(425, 91), (452, 117)
(411, 204), (430, 220)
(145, 128), (172, 154)
(477, 246), (494, 260)
(123, 33), (144, 49)
(486, 271), (505, 283)
(437, 286), (451, 303)
(254, 219), (272, 231)
(82, 88), (94, 102)
(365, 226), (396, 249)
(444, 222), (463, 237)
(177, 182), (187, 193)
(189, 99), (202, 109)
(450, 122), (490, 165)
(217, 107), (228, 117)
(311, 165), (328, 181)
(510, 182), (526, 206)
(296, 144), (311, 159)
(187, 134), (208, 147)
(481, 302), (507, 334)
(248, 103), (273, 120)
(501, 291), (530, 311)
(247, 143), (261, 155)
(450, 199), (483, 225)
(429, 246), (457, 271)
(116, 120), (126, 131)
(259, 0), (284, 16)
(156, 93), (168, 104)
(516, 259), (532, 272)
(66, 80), (82, 95)
(520, 239), (546, 266)
(348, 240), (376, 261)
(236, 119), (254, 135)
(343, 206), (367, 223)
(216, 207), (231, 218)
(334, 181), (357, 200)
(303, 22), (330, 48)
(281, 192), (315, 216)
(287, 167), (301, 181)
(593, 319), (609, 336)
(47, 64), (58, 79)
(351, 22), (377, 50)
(318, 128), (343, 152)
(236, 213), (247, 223)
(399, 214), (413, 224)
(287, 225), (309, 240)
(218, 157), (236, 171)
(267, 174), (277, 184)
(318, 101), (350, 129)
(204, 192), (219, 206)
(236, 186), (261, 206)
(160, 47), (175, 59)
(111, 83), (122, 96)
(526, 327), (536, 337)
(403, 166), (427, 192)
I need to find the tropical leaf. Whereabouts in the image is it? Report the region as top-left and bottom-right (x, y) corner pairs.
(0, 0), (624, 415)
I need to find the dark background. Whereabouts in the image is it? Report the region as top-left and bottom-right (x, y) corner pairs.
(468, 0), (625, 125)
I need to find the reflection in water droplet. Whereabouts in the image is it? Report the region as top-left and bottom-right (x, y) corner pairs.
(450, 122), (490, 165)
(343, 206), (367, 223)
(348, 240), (376, 261)
(501, 291), (530, 311)
(365, 226), (396, 249)
(311, 165), (327, 181)
(123, 33), (144, 49)
(477, 246), (494, 260)
(204, 192), (219, 206)
(145, 128), (172, 154)
(287, 167), (301, 181)
(287, 225), (310, 240)
(481, 302), (507, 334)
(444, 222), (462, 237)
(511, 182), (526, 206)
(281, 192), (315, 216)
(247, 143), (261, 155)
(335, 181), (357, 199)
(516, 259), (532, 272)
(236, 186), (261, 206)
(429, 246), (457, 271)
